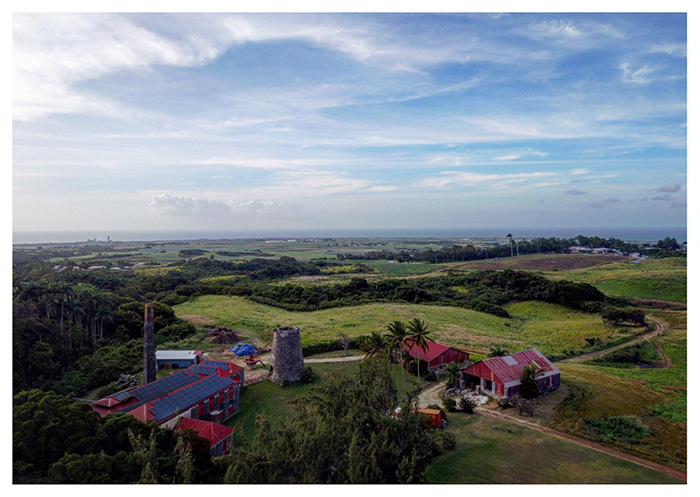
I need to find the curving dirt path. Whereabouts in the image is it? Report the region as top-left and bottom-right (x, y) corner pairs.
(556, 317), (667, 364)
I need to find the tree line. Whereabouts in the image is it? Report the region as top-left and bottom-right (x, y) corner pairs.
(336, 235), (684, 263)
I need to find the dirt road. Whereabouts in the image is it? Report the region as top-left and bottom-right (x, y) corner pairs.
(556, 316), (666, 364)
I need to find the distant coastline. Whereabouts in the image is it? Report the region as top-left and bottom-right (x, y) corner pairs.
(12, 227), (687, 245)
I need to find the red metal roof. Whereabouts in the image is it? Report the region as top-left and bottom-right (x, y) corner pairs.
(176, 418), (233, 446)
(404, 341), (451, 363)
(463, 348), (557, 384)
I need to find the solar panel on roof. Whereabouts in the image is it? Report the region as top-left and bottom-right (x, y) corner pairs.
(149, 374), (234, 423)
(201, 360), (229, 369)
(188, 365), (217, 376)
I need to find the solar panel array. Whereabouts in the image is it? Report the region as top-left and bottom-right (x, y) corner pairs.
(187, 365), (218, 376)
(150, 374), (235, 423)
(201, 360), (229, 369)
(117, 371), (200, 412)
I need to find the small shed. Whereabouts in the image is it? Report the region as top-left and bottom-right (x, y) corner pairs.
(462, 348), (560, 399)
(404, 341), (470, 370)
(156, 350), (203, 369)
(416, 408), (442, 428)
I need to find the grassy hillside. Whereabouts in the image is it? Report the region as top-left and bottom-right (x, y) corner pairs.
(551, 310), (686, 472)
(174, 296), (643, 359)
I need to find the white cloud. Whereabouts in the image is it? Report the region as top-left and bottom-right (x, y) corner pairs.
(621, 63), (657, 84)
(149, 193), (293, 217)
(14, 14), (231, 121)
(419, 170), (555, 189)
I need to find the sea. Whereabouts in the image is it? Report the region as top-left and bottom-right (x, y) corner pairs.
(12, 227), (688, 245)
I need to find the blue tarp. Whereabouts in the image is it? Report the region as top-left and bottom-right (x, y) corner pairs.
(230, 343), (259, 356)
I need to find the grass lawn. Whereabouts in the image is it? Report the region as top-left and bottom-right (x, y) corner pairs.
(225, 361), (426, 441)
(425, 414), (681, 484)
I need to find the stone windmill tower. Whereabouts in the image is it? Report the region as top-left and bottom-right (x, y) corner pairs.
(270, 326), (305, 384)
(143, 302), (157, 385)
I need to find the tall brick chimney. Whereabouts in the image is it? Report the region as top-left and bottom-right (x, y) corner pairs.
(143, 302), (156, 385)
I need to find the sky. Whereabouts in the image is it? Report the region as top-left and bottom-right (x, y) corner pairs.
(12, 11), (688, 237)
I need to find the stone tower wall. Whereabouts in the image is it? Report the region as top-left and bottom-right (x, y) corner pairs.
(270, 326), (305, 384)
(143, 302), (157, 385)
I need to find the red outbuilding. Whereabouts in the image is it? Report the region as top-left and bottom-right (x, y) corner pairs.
(461, 348), (560, 399)
(404, 341), (470, 370)
(176, 417), (234, 457)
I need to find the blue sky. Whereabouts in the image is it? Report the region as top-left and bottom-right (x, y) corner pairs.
(12, 12), (687, 235)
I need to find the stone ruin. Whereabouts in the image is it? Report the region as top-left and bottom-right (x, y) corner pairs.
(269, 326), (305, 384)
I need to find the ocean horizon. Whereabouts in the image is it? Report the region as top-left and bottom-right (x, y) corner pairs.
(12, 227), (688, 245)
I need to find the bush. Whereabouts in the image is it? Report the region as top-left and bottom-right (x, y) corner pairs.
(433, 430), (456, 451)
(458, 396), (476, 413)
(586, 416), (653, 444)
(442, 397), (457, 412)
(300, 366), (316, 384)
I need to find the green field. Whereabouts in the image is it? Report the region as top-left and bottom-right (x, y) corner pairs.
(425, 414), (681, 484)
(545, 257), (687, 302)
(174, 296), (642, 359)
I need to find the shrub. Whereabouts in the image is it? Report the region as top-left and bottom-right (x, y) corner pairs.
(586, 416), (653, 444)
(300, 366), (316, 384)
(457, 396), (476, 414)
(443, 397), (457, 412)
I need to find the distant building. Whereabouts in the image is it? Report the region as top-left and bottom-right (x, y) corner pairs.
(156, 350), (204, 369)
(461, 348), (560, 399)
(404, 341), (470, 370)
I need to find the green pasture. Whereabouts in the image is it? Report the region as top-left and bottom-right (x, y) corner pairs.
(545, 257), (687, 302)
(425, 414), (681, 484)
(174, 296), (638, 359)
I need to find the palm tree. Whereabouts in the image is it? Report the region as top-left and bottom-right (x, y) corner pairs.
(507, 233), (514, 257)
(49, 279), (75, 332)
(386, 320), (408, 389)
(365, 331), (388, 359)
(407, 318), (433, 383)
(488, 344), (510, 357)
(520, 361), (546, 399)
(443, 363), (461, 390)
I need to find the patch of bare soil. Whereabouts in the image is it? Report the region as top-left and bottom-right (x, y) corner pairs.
(629, 298), (687, 311)
(178, 314), (215, 326)
(206, 349), (273, 384)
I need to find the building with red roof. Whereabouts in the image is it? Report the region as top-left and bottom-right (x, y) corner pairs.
(461, 348), (560, 399)
(404, 340), (470, 370)
(92, 360), (244, 429)
(175, 418), (234, 457)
